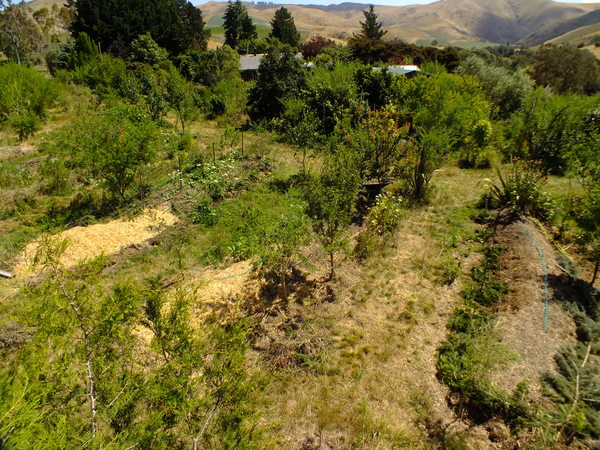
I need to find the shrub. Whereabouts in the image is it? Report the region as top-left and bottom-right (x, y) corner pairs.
(481, 160), (554, 221)
(0, 63), (60, 137)
(192, 195), (218, 226)
(8, 113), (41, 142)
(130, 33), (168, 67)
(43, 105), (157, 203)
(457, 55), (533, 119)
(305, 150), (360, 278)
(38, 158), (72, 195)
(366, 192), (405, 235)
(300, 35), (335, 59)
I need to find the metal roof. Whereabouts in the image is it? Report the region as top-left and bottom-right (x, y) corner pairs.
(373, 65), (426, 76)
(239, 54), (265, 71)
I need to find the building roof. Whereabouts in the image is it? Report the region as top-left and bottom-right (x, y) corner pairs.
(239, 54), (265, 71)
(373, 65), (428, 77)
(239, 53), (306, 71)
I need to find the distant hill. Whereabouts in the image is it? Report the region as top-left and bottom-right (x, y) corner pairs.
(521, 8), (600, 46)
(199, 0), (600, 46)
(27, 0), (600, 47)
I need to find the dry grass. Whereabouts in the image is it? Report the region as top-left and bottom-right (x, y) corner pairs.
(0, 144), (36, 162)
(14, 206), (178, 276)
(256, 167), (495, 448)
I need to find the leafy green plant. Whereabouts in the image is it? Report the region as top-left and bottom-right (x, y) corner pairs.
(0, 63), (60, 138)
(43, 105), (157, 203)
(257, 203), (309, 298)
(366, 192), (405, 235)
(481, 160), (554, 221)
(8, 112), (41, 142)
(219, 126), (241, 150)
(459, 119), (492, 168)
(192, 195), (218, 226)
(305, 151), (360, 279)
(38, 157), (72, 195)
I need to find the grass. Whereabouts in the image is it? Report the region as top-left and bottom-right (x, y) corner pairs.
(254, 166), (503, 447)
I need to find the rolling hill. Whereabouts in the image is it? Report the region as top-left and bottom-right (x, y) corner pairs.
(521, 8), (600, 45)
(199, 0), (600, 45)
(27, 0), (600, 46)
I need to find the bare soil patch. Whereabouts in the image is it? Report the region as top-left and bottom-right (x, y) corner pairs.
(0, 144), (35, 161)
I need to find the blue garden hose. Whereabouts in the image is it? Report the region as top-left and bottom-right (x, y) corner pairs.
(519, 223), (550, 332)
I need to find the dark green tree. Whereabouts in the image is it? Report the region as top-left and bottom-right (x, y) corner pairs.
(248, 44), (306, 120)
(175, 0), (209, 51)
(355, 5), (386, 40)
(269, 7), (300, 48)
(531, 44), (600, 95)
(223, 0), (256, 50)
(68, 0), (202, 56)
(178, 45), (239, 86)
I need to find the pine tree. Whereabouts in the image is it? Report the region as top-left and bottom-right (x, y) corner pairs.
(356, 5), (386, 40)
(269, 7), (300, 48)
(223, 0), (256, 50)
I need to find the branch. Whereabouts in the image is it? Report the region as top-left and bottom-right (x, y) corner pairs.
(555, 344), (592, 442)
(192, 399), (222, 449)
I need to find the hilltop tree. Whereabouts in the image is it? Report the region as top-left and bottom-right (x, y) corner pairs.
(269, 7), (300, 48)
(68, 0), (204, 56)
(356, 5), (386, 40)
(223, 0), (256, 49)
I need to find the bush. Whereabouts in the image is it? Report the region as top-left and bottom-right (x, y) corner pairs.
(481, 160), (554, 221)
(457, 55), (533, 119)
(8, 113), (41, 142)
(43, 105), (157, 203)
(38, 158), (72, 195)
(300, 35), (335, 59)
(0, 63), (60, 137)
(366, 192), (405, 235)
(192, 195), (218, 226)
(130, 33), (168, 67)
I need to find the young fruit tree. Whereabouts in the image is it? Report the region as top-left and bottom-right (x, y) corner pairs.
(305, 149), (360, 279)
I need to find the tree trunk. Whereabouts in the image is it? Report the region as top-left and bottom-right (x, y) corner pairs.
(592, 258), (599, 285)
(2, 30), (20, 65)
(328, 250), (335, 281)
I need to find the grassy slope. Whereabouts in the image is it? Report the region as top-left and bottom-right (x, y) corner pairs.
(200, 0), (600, 45)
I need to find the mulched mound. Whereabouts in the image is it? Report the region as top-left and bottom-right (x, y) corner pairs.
(489, 218), (577, 400)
